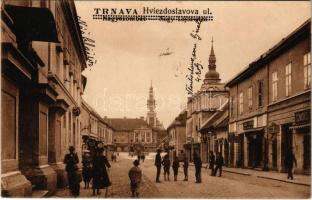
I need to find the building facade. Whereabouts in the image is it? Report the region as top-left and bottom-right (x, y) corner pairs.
(185, 41), (229, 162)
(1, 0), (88, 196)
(167, 110), (187, 160)
(226, 19), (310, 173)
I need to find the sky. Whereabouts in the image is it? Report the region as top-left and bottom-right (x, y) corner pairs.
(76, 1), (310, 128)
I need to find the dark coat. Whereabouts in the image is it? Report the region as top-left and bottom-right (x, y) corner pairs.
(183, 160), (189, 169)
(162, 158), (171, 171)
(172, 160), (180, 170)
(92, 155), (111, 188)
(284, 152), (296, 168)
(82, 158), (92, 182)
(155, 153), (162, 167)
(64, 153), (79, 173)
(194, 157), (202, 169)
(209, 154), (215, 168)
(215, 155), (224, 166)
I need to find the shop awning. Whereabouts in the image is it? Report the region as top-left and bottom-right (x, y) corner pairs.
(4, 5), (59, 43)
(289, 124), (311, 130)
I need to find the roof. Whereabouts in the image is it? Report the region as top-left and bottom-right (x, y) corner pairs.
(167, 110), (187, 130)
(225, 19), (311, 87)
(199, 100), (229, 132)
(104, 118), (151, 132)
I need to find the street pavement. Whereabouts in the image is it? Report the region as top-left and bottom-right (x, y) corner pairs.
(54, 152), (310, 198)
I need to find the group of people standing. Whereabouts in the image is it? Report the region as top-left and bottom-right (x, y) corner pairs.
(154, 149), (225, 184)
(63, 146), (112, 197)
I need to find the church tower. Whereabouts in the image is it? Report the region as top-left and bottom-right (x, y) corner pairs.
(147, 81), (157, 128)
(203, 37), (221, 85)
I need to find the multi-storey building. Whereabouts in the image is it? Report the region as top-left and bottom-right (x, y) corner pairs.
(167, 110), (187, 160)
(185, 41), (228, 162)
(1, 0), (88, 196)
(226, 19), (310, 173)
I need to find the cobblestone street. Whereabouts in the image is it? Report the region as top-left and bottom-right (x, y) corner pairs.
(54, 153), (310, 198)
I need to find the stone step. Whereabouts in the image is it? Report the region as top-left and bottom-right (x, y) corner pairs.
(32, 190), (49, 198)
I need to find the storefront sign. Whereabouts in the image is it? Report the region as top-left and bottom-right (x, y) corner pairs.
(269, 122), (280, 134)
(243, 120), (254, 130)
(295, 110), (310, 125)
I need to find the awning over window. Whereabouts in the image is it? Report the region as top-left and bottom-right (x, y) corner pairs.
(4, 5), (59, 43)
(289, 124), (311, 130)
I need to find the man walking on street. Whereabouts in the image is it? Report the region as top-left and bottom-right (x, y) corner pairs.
(194, 152), (202, 183)
(128, 160), (142, 198)
(155, 149), (162, 183)
(209, 151), (215, 176)
(214, 152), (224, 177)
(284, 147), (297, 180)
(183, 157), (189, 181)
(64, 146), (81, 197)
(172, 156), (180, 181)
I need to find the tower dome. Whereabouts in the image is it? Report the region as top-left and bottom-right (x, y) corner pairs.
(204, 38), (220, 84)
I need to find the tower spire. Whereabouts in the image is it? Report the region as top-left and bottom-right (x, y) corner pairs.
(204, 37), (220, 83)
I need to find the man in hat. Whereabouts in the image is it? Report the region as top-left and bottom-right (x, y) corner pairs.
(128, 160), (142, 197)
(155, 149), (162, 183)
(64, 146), (80, 197)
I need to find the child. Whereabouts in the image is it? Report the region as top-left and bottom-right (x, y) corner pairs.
(128, 160), (142, 198)
(172, 156), (180, 181)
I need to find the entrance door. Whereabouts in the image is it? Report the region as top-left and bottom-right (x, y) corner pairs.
(281, 124), (292, 171)
(303, 134), (311, 173)
(272, 137), (277, 169)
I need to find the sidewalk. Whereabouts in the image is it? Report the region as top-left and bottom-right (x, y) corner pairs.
(189, 163), (311, 186)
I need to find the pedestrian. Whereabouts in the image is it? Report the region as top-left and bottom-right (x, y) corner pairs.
(92, 148), (111, 197)
(284, 147), (297, 180)
(214, 152), (224, 177)
(209, 151), (215, 176)
(172, 156), (180, 181)
(162, 154), (171, 181)
(142, 154), (145, 162)
(128, 159), (142, 198)
(155, 149), (162, 183)
(193, 152), (202, 183)
(63, 146), (81, 197)
(82, 151), (93, 189)
(183, 157), (189, 181)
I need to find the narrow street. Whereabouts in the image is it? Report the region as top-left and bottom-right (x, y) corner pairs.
(54, 153), (310, 198)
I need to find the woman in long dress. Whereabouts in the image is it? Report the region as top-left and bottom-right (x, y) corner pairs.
(92, 148), (111, 197)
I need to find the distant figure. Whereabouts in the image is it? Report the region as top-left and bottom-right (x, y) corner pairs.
(92, 148), (111, 197)
(284, 147), (297, 180)
(193, 152), (202, 183)
(142, 154), (145, 162)
(183, 158), (189, 181)
(155, 149), (162, 183)
(82, 152), (93, 189)
(111, 152), (115, 162)
(209, 151), (215, 176)
(64, 146), (81, 197)
(162, 154), (171, 181)
(214, 152), (224, 177)
(128, 160), (142, 198)
(172, 156), (180, 181)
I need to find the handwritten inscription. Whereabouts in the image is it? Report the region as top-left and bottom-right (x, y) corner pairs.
(186, 20), (204, 96)
(78, 16), (97, 68)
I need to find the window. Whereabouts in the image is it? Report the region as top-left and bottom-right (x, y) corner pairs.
(258, 80), (264, 108)
(304, 53), (311, 89)
(239, 92), (243, 115)
(272, 71), (278, 101)
(141, 132), (145, 143)
(146, 132), (151, 143)
(135, 132), (139, 143)
(230, 96), (235, 117)
(248, 86), (253, 109)
(285, 63), (292, 96)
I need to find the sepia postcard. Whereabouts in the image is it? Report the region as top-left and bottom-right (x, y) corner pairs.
(0, 0), (311, 198)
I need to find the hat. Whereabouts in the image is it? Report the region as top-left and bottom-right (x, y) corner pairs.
(133, 160), (140, 166)
(69, 146), (75, 151)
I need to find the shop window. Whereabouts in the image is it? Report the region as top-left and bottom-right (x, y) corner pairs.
(285, 63), (292, 97)
(304, 52), (311, 89)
